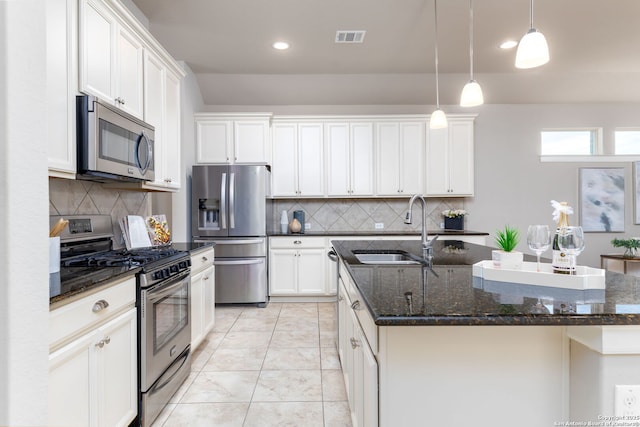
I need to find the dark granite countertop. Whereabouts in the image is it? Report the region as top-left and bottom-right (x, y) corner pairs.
(50, 241), (215, 308)
(332, 239), (640, 326)
(268, 229), (489, 237)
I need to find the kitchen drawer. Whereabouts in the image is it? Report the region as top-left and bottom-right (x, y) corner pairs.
(343, 272), (378, 354)
(50, 276), (136, 351)
(191, 247), (215, 274)
(269, 236), (326, 249)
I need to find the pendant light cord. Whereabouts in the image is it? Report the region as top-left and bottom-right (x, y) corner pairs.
(468, 0), (474, 80)
(434, 0), (440, 109)
(529, 0), (534, 29)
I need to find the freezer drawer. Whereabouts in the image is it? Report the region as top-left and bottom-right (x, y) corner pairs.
(214, 257), (267, 305)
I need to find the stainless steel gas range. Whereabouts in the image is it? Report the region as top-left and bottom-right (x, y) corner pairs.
(53, 215), (191, 427)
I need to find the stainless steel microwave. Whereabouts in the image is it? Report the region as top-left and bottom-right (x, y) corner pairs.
(77, 95), (155, 182)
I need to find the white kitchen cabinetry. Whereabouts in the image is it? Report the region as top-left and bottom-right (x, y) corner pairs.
(142, 50), (182, 190)
(326, 122), (375, 196)
(47, 0), (78, 179)
(376, 121), (425, 196)
(338, 267), (378, 427)
(269, 237), (328, 295)
(79, 0), (143, 119)
(195, 114), (271, 164)
(190, 246), (215, 351)
(271, 121), (325, 197)
(425, 116), (476, 197)
(49, 276), (137, 427)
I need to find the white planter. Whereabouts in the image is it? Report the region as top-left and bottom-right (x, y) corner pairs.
(492, 250), (523, 270)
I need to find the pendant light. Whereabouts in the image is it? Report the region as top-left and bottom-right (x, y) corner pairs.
(460, 0), (483, 107)
(430, 0), (447, 129)
(515, 0), (549, 69)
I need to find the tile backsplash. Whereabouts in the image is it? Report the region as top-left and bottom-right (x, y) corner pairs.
(49, 178), (151, 248)
(271, 198), (464, 233)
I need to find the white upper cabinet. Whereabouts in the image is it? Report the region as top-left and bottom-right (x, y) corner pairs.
(326, 122), (374, 197)
(79, 0), (144, 119)
(141, 51), (182, 190)
(425, 116), (475, 197)
(271, 121), (325, 197)
(47, 0), (77, 179)
(376, 121), (425, 196)
(195, 114), (271, 164)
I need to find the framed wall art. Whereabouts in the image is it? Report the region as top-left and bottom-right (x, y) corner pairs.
(579, 167), (625, 232)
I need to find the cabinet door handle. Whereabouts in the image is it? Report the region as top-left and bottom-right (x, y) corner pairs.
(338, 295), (344, 302)
(92, 300), (109, 313)
(351, 300), (361, 311)
(104, 336), (111, 345)
(204, 276), (209, 281)
(202, 256), (209, 262)
(95, 340), (105, 348)
(350, 337), (360, 349)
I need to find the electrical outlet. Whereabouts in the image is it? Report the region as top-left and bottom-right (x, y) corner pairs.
(615, 385), (640, 416)
(375, 223), (384, 229)
(305, 222), (311, 230)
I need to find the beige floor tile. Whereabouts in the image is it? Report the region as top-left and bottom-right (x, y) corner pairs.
(262, 347), (321, 370)
(244, 402), (324, 427)
(320, 330), (338, 348)
(279, 303), (319, 318)
(253, 370), (322, 402)
(202, 347), (268, 371)
(219, 331), (272, 348)
(229, 316), (278, 333)
(190, 332), (226, 371)
(162, 402), (248, 427)
(181, 371), (259, 403)
(319, 318), (336, 333)
(320, 347), (341, 370)
(213, 316), (238, 333)
(169, 371), (199, 403)
(270, 329), (319, 348)
(322, 370), (348, 401)
(275, 316), (319, 332)
(323, 401), (353, 427)
(239, 303), (283, 318)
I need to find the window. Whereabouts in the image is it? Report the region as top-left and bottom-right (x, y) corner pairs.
(615, 130), (640, 155)
(540, 129), (600, 155)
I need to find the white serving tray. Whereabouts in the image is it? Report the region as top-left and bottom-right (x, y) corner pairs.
(472, 260), (606, 290)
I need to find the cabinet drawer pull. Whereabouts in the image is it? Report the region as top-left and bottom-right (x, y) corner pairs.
(204, 276), (210, 281)
(351, 300), (361, 311)
(294, 240), (302, 245)
(104, 336), (111, 345)
(350, 337), (360, 349)
(202, 256), (209, 262)
(95, 339), (105, 348)
(92, 300), (109, 313)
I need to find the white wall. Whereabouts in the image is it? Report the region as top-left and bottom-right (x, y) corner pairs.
(0, 1), (50, 424)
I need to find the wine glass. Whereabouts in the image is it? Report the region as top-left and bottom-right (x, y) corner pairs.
(557, 226), (586, 275)
(527, 225), (551, 272)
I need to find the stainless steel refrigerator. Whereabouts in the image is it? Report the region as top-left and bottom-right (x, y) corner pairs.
(192, 164), (270, 306)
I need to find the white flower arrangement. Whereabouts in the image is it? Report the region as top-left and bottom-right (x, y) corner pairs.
(442, 209), (467, 218)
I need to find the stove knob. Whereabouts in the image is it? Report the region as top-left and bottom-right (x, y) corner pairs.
(163, 268), (170, 278)
(170, 265), (179, 274)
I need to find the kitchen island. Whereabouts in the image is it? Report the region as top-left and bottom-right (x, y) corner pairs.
(332, 239), (640, 427)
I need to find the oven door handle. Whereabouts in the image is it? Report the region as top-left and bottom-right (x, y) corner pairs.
(147, 273), (190, 303)
(214, 259), (264, 266)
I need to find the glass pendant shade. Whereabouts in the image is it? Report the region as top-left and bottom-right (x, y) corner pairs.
(430, 109), (448, 129)
(460, 80), (484, 107)
(515, 28), (549, 69)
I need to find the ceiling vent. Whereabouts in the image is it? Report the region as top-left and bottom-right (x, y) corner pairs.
(335, 30), (366, 43)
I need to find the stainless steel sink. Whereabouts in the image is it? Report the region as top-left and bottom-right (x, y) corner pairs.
(353, 251), (422, 265)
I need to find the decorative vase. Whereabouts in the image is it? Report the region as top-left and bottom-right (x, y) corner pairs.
(492, 250), (523, 270)
(623, 247), (637, 258)
(444, 216), (464, 230)
(289, 218), (301, 233)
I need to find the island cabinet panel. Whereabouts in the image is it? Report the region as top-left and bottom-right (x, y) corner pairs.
(377, 326), (565, 427)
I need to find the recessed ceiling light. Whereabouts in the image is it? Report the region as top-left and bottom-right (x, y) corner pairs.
(500, 40), (518, 49)
(272, 41), (289, 50)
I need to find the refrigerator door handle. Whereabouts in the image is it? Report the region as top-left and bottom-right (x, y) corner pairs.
(214, 259), (264, 266)
(206, 239), (264, 245)
(229, 172), (235, 229)
(221, 173), (227, 230)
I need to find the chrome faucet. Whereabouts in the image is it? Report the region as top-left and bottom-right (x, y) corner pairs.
(404, 194), (439, 258)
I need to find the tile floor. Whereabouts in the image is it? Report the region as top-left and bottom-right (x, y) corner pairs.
(152, 302), (353, 427)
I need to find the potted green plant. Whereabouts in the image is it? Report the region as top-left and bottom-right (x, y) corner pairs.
(492, 225), (523, 269)
(442, 209), (467, 230)
(611, 238), (640, 258)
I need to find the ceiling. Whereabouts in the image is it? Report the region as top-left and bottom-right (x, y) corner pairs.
(130, 0), (640, 106)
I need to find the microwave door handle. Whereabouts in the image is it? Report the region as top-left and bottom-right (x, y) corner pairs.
(229, 172), (235, 229)
(220, 173), (227, 230)
(137, 131), (152, 173)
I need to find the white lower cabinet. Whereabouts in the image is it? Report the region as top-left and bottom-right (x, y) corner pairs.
(338, 268), (379, 427)
(269, 237), (328, 295)
(49, 278), (137, 427)
(190, 247), (215, 350)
